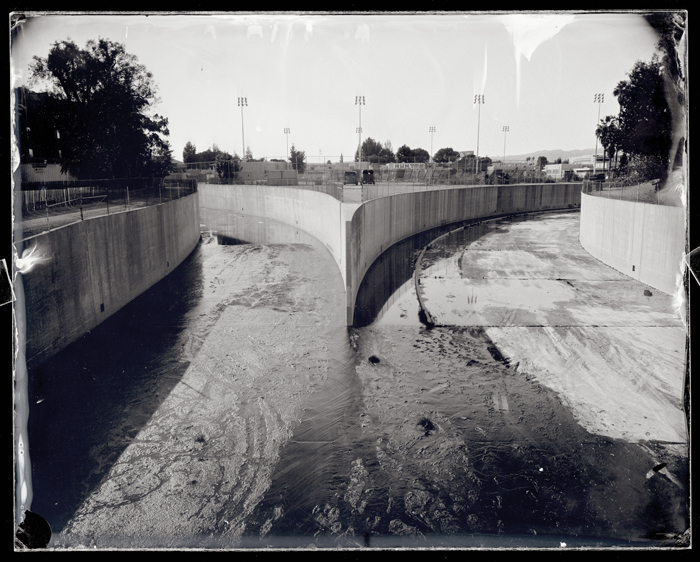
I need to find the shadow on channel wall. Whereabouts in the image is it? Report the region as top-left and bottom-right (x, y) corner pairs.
(27, 243), (205, 534)
(352, 218), (513, 327)
(200, 207), (323, 247)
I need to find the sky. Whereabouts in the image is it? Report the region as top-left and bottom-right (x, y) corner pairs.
(11, 12), (662, 163)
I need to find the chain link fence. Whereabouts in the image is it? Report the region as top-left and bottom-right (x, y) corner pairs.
(18, 178), (197, 240)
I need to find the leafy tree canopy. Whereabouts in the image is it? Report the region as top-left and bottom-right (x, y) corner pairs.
(183, 141), (197, 163)
(29, 37), (171, 179)
(434, 147), (460, 163)
(396, 144), (413, 163)
(355, 137), (394, 163)
(613, 57), (672, 163)
(215, 151), (240, 180)
(411, 148), (430, 163)
(289, 144), (306, 174)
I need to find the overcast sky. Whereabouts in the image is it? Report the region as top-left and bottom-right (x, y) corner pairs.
(11, 12), (661, 163)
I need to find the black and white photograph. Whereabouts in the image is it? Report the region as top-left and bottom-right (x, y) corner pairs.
(11, 11), (689, 550)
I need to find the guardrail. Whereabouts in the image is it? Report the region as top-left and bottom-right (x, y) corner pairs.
(202, 177), (586, 205)
(581, 180), (668, 205)
(18, 178), (197, 240)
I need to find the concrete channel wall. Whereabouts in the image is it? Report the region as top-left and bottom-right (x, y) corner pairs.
(199, 184), (346, 283)
(200, 182), (581, 325)
(579, 192), (685, 296)
(345, 183), (581, 323)
(20, 192), (201, 370)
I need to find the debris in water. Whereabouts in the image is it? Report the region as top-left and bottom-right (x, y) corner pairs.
(417, 417), (436, 436)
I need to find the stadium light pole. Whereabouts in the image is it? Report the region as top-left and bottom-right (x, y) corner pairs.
(238, 97), (248, 160)
(594, 93), (604, 176)
(429, 126), (436, 163)
(474, 95), (484, 176)
(356, 95), (365, 165)
(502, 126), (509, 185)
(284, 128), (290, 169)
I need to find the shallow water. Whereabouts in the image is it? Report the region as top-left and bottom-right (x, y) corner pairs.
(23, 210), (688, 549)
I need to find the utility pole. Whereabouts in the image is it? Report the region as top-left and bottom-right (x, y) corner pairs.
(502, 125), (509, 185)
(474, 95), (484, 176)
(356, 95), (365, 166)
(284, 128), (290, 170)
(594, 93), (604, 177)
(238, 97), (248, 160)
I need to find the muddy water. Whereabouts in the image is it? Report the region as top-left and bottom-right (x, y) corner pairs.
(24, 209), (688, 549)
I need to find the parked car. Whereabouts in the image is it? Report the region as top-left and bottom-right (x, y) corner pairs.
(362, 169), (375, 184)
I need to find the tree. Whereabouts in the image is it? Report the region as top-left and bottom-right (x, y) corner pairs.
(28, 38), (171, 179)
(412, 148), (430, 163)
(613, 57), (672, 178)
(434, 147), (460, 163)
(596, 115), (623, 176)
(215, 151), (240, 181)
(355, 137), (383, 162)
(148, 141), (173, 177)
(245, 146), (254, 162)
(289, 144), (306, 174)
(183, 142), (196, 163)
(396, 144), (413, 163)
(536, 156), (548, 169)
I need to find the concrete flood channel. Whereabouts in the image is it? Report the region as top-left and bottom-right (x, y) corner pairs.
(25, 208), (688, 549)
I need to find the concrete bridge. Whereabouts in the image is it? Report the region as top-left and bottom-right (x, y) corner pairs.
(198, 182), (582, 326)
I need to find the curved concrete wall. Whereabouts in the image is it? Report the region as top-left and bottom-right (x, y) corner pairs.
(346, 183), (581, 323)
(199, 184), (346, 283)
(200, 183), (581, 325)
(579, 193), (685, 295)
(20, 193), (200, 370)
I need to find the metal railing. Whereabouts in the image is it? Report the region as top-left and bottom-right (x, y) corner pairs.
(18, 178), (197, 240)
(204, 175), (583, 205)
(581, 180), (668, 205)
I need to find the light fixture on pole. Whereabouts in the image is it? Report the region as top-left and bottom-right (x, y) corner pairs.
(356, 95), (365, 165)
(429, 126), (436, 163)
(238, 97), (248, 160)
(502, 126), (509, 185)
(284, 128), (290, 169)
(474, 95), (484, 176)
(594, 93), (604, 176)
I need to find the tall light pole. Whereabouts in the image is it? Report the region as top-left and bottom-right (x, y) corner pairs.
(238, 97), (248, 160)
(502, 126), (509, 185)
(284, 128), (290, 169)
(429, 126), (436, 163)
(474, 95), (484, 176)
(356, 95), (365, 165)
(594, 93), (604, 176)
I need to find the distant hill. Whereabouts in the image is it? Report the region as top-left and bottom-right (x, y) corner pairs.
(495, 148), (596, 162)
